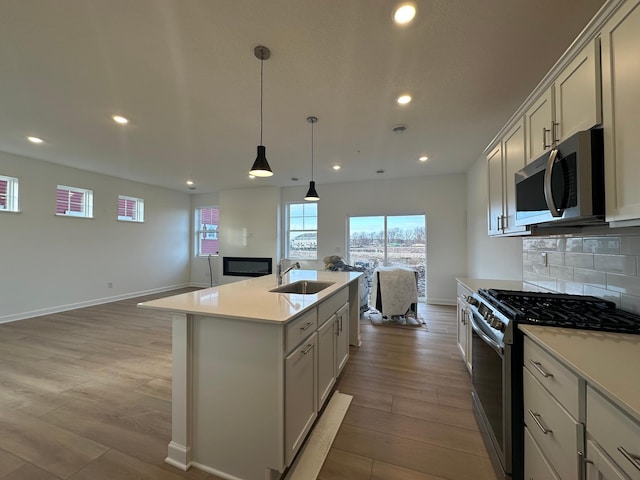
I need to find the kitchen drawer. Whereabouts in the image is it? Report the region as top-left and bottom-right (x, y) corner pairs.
(524, 336), (579, 419)
(318, 287), (348, 324)
(524, 425), (561, 480)
(524, 367), (582, 480)
(587, 386), (640, 480)
(286, 308), (318, 353)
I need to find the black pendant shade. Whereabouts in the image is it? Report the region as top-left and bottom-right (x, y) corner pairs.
(304, 180), (319, 201)
(250, 145), (272, 177)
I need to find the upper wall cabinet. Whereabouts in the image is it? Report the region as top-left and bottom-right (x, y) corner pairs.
(601, 0), (640, 226)
(525, 38), (602, 164)
(487, 118), (529, 236)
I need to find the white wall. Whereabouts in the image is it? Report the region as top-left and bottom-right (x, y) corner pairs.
(282, 174), (467, 305)
(190, 187), (280, 286)
(466, 154), (523, 280)
(0, 151), (191, 322)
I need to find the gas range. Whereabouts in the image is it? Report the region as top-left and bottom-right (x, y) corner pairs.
(467, 289), (640, 347)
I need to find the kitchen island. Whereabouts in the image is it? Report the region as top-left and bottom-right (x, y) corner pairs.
(138, 270), (361, 480)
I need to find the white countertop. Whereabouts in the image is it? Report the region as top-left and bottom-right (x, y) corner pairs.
(138, 270), (361, 323)
(520, 325), (640, 424)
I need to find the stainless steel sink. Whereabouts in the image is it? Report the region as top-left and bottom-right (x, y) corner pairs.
(269, 280), (335, 294)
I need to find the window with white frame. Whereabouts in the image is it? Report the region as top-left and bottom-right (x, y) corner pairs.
(196, 206), (219, 256)
(118, 195), (144, 222)
(0, 175), (19, 212)
(56, 185), (93, 218)
(287, 202), (318, 259)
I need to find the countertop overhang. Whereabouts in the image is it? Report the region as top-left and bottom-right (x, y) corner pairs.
(138, 270), (361, 323)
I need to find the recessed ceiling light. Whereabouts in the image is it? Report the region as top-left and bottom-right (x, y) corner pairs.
(397, 94), (412, 105)
(394, 4), (416, 24)
(333, 165), (341, 171)
(186, 180), (194, 185)
(419, 155), (429, 162)
(112, 115), (129, 125)
(27, 136), (44, 144)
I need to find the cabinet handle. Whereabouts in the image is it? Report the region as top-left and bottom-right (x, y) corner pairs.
(543, 127), (551, 149)
(528, 409), (552, 434)
(301, 344), (313, 355)
(552, 121), (559, 145)
(617, 446), (640, 472)
(335, 318), (340, 335)
(529, 359), (554, 378)
(300, 322), (313, 331)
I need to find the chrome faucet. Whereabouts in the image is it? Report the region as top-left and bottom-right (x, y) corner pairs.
(277, 261), (300, 285)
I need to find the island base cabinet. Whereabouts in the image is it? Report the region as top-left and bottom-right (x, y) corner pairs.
(335, 303), (349, 376)
(317, 315), (336, 408)
(285, 332), (318, 466)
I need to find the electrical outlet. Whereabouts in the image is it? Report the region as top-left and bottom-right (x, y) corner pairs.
(107, 282), (113, 288)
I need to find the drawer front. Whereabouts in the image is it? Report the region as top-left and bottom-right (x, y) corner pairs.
(587, 386), (640, 480)
(524, 426), (562, 480)
(286, 308), (318, 353)
(524, 367), (581, 480)
(318, 287), (348, 324)
(524, 336), (579, 418)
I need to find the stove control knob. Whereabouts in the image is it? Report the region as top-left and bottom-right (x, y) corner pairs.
(491, 319), (505, 332)
(466, 296), (479, 307)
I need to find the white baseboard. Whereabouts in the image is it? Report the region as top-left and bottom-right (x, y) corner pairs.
(0, 283), (191, 324)
(426, 297), (456, 306)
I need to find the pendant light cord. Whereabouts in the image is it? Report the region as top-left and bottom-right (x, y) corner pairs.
(310, 120), (314, 180)
(259, 56), (264, 145)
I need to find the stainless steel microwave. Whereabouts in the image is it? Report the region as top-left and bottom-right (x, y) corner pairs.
(515, 129), (605, 227)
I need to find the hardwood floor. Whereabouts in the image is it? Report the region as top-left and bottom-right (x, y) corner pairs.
(318, 305), (497, 480)
(0, 290), (496, 480)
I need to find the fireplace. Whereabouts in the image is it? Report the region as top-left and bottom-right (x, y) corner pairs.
(222, 257), (273, 277)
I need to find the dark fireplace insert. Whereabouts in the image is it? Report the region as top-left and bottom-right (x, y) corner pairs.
(222, 257), (273, 277)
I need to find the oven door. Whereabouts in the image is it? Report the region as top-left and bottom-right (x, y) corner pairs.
(469, 311), (512, 477)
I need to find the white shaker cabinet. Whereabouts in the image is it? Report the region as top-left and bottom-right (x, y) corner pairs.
(487, 118), (528, 236)
(601, 0), (640, 226)
(524, 38), (602, 164)
(285, 332), (318, 466)
(585, 440), (630, 480)
(317, 313), (337, 408)
(456, 280), (472, 373)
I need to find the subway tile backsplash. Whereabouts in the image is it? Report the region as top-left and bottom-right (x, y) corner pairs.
(522, 233), (640, 314)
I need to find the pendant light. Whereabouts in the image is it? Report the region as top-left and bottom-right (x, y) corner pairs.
(250, 46), (274, 177)
(304, 116), (320, 201)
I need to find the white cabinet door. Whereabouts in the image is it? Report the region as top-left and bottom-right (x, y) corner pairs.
(525, 87), (554, 163)
(335, 303), (349, 376)
(602, 0), (640, 225)
(502, 118), (528, 235)
(456, 297), (468, 363)
(586, 440), (630, 480)
(285, 332), (317, 465)
(487, 144), (504, 235)
(554, 38), (602, 143)
(317, 315), (336, 408)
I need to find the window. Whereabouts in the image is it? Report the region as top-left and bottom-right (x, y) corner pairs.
(0, 175), (19, 212)
(56, 185), (93, 218)
(287, 203), (318, 259)
(197, 207), (219, 256)
(118, 195), (144, 222)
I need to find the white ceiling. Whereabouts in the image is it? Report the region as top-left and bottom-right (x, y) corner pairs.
(0, 0), (606, 194)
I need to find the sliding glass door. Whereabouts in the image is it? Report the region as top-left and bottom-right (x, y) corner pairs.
(348, 214), (426, 298)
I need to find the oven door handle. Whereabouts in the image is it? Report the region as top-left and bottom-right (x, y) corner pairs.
(469, 312), (504, 356)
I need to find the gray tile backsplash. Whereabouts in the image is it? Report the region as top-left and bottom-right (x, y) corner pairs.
(522, 233), (640, 314)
